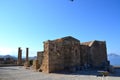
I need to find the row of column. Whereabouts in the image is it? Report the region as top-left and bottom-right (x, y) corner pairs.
(17, 47), (29, 65)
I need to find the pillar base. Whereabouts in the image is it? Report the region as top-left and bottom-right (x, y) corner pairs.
(24, 61), (30, 68)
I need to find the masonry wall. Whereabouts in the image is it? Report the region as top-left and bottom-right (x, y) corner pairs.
(37, 51), (43, 66)
(80, 41), (108, 68)
(48, 40), (64, 72)
(40, 37), (81, 73)
(32, 60), (39, 70)
(62, 39), (81, 72)
(40, 41), (49, 73)
(39, 36), (109, 73)
(90, 41), (108, 67)
(80, 45), (90, 66)
(48, 39), (81, 72)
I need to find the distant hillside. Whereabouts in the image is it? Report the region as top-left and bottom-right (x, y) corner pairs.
(0, 55), (37, 60)
(108, 53), (120, 66)
(0, 55), (17, 60)
(0, 55), (3, 58)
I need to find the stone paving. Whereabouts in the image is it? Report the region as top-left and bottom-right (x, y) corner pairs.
(0, 66), (120, 80)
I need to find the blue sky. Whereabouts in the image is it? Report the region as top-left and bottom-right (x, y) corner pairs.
(0, 0), (120, 57)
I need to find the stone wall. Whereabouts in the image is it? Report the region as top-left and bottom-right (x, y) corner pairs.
(32, 60), (39, 70)
(48, 40), (64, 73)
(80, 45), (90, 66)
(81, 41), (108, 68)
(89, 41), (108, 67)
(40, 36), (81, 73)
(38, 36), (109, 73)
(37, 51), (44, 66)
(62, 38), (81, 72)
(40, 41), (50, 73)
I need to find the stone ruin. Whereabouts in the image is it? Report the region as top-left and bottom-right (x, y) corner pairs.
(80, 41), (108, 68)
(17, 47), (30, 67)
(37, 51), (44, 67)
(31, 52), (44, 70)
(36, 36), (109, 73)
(17, 47), (22, 65)
(24, 48), (30, 67)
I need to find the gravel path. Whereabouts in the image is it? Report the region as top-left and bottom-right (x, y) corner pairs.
(0, 66), (120, 80)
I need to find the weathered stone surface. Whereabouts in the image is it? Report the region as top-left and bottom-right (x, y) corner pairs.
(32, 60), (39, 70)
(40, 41), (50, 73)
(80, 45), (90, 67)
(81, 40), (108, 68)
(40, 36), (81, 73)
(17, 47), (22, 65)
(89, 41), (108, 68)
(24, 48), (30, 67)
(37, 51), (43, 66)
(37, 36), (109, 73)
(24, 61), (30, 68)
(26, 48), (29, 62)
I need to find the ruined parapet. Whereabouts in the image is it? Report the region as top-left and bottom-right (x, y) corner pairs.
(31, 51), (44, 71)
(32, 59), (40, 71)
(17, 47), (22, 65)
(40, 41), (50, 73)
(37, 51), (44, 66)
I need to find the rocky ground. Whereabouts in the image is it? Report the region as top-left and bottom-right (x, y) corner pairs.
(0, 66), (120, 80)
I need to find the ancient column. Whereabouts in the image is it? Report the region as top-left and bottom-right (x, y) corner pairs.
(17, 47), (22, 65)
(20, 49), (22, 64)
(26, 48), (29, 62)
(24, 48), (30, 67)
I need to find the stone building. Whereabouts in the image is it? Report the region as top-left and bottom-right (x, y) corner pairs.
(80, 41), (108, 68)
(40, 36), (81, 73)
(32, 51), (44, 70)
(37, 36), (109, 73)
